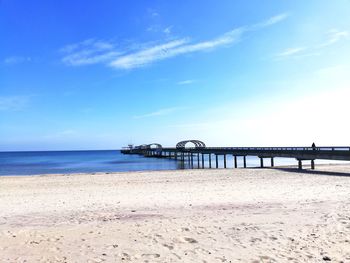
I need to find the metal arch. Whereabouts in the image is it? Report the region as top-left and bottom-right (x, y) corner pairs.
(147, 143), (163, 149)
(176, 140), (206, 149)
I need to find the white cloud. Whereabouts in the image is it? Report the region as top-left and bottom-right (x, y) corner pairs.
(147, 8), (159, 18)
(3, 56), (31, 65)
(134, 107), (186, 119)
(177, 79), (197, 85)
(275, 29), (349, 60)
(275, 47), (306, 58)
(110, 39), (189, 69)
(110, 27), (243, 69)
(110, 12), (289, 70)
(0, 96), (30, 111)
(60, 13), (288, 69)
(163, 26), (172, 34)
(252, 13), (290, 29)
(60, 39), (114, 53)
(146, 25), (172, 35)
(61, 39), (122, 66)
(63, 51), (121, 66)
(319, 29), (349, 47)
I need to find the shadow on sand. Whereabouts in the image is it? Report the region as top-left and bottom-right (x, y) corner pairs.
(274, 167), (350, 178)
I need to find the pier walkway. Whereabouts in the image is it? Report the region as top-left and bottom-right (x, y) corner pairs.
(121, 140), (350, 169)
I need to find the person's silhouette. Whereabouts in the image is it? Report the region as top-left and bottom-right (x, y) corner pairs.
(312, 142), (316, 150)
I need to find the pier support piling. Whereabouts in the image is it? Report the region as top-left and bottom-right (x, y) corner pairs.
(122, 144), (349, 172)
(298, 159), (302, 170)
(260, 157), (264, 168)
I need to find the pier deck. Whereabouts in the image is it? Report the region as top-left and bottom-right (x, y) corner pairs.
(121, 141), (350, 169)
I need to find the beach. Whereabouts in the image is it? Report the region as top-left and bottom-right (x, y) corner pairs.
(1, 165), (350, 262)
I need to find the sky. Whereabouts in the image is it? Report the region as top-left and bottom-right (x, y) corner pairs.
(1, 0), (350, 151)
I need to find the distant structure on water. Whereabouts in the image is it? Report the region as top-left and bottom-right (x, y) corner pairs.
(121, 140), (350, 170)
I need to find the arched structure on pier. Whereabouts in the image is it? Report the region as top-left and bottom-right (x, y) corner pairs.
(176, 140), (206, 149)
(147, 143), (162, 150)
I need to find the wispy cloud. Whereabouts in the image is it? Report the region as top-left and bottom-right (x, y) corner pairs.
(318, 29), (349, 47)
(177, 79), (197, 85)
(252, 13), (290, 29)
(274, 29), (349, 60)
(275, 47), (306, 58)
(0, 96), (30, 111)
(61, 39), (122, 66)
(60, 13), (288, 69)
(110, 39), (190, 69)
(145, 8), (171, 35)
(134, 106), (186, 119)
(3, 56), (31, 65)
(147, 8), (159, 18)
(146, 25), (173, 35)
(110, 13), (288, 69)
(163, 26), (172, 35)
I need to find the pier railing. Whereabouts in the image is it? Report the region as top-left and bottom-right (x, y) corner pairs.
(121, 144), (350, 170)
(162, 146), (350, 151)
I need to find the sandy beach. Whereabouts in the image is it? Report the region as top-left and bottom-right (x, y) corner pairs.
(1, 165), (350, 262)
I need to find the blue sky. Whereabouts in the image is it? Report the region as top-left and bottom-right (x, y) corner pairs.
(1, 0), (350, 151)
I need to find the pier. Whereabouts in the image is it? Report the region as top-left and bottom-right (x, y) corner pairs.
(121, 140), (350, 170)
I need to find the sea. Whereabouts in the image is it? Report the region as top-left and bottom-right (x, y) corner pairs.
(0, 150), (341, 176)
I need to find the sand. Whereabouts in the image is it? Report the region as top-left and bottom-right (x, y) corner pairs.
(0, 165), (350, 262)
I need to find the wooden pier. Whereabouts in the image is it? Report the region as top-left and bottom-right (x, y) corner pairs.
(121, 140), (350, 170)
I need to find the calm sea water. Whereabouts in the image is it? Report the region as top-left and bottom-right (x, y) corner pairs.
(0, 150), (339, 176)
(0, 150), (180, 176)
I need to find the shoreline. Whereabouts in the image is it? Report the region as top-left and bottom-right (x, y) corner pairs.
(1, 165), (350, 262)
(0, 162), (348, 178)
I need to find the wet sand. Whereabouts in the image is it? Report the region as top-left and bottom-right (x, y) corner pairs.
(0, 165), (350, 262)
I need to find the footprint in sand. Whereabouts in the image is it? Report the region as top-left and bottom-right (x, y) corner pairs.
(183, 237), (198, 243)
(163, 243), (174, 250)
(141, 253), (161, 258)
(119, 252), (131, 261)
